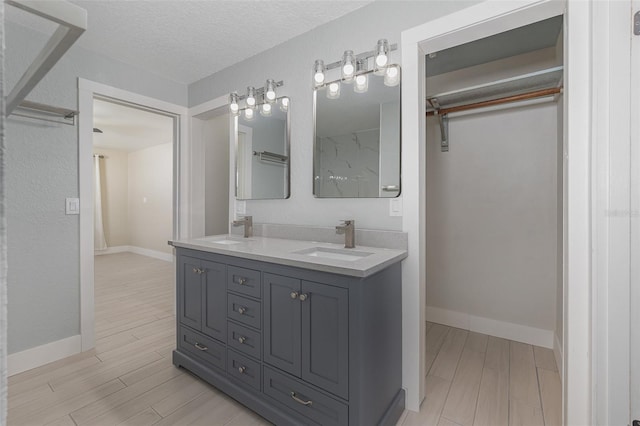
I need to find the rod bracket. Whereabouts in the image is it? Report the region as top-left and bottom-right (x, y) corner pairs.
(438, 113), (449, 152)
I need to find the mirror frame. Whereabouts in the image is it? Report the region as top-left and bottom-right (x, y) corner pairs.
(312, 67), (402, 199)
(234, 97), (291, 200)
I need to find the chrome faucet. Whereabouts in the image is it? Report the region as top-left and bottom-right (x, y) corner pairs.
(335, 220), (355, 248)
(232, 215), (253, 238)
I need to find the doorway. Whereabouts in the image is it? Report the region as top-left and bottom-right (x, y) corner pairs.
(78, 79), (188, 351)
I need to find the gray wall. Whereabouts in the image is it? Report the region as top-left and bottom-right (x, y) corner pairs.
(189, 1), (477, 230)
(5, 21), (186, 354)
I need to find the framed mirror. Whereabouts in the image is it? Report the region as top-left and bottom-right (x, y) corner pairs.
(313, 66), (400, 198)
(235, 99), (290, 200)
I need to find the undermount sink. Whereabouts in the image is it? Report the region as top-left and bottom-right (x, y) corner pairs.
(293, 247), (374, 262)
(198, 235), (253, 245)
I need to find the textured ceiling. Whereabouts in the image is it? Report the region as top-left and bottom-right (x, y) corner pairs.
(6, 0), (372, 84)
(93, 98), (174, 152)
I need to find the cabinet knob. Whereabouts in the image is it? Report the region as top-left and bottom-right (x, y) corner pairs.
(238, 336), (246, 344)
(194, 342), (208, 351)
(192, 268), (198, 274)
(290, 291), (299, 299)
(299, 293), (309, 302)
(238, 366), (246, 374)
(238, 306), (247, 315)
(238, 277), (247, 285)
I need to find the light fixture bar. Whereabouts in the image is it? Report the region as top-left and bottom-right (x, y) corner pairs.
(322, 43), (398, 71)
(233, 80), (284, 102)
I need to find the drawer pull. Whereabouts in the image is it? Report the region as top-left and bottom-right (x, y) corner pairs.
(290, 392), (313, 407)
(238, 336), (246, 344)
(194, 342), (208, 351)
(238, 366), (246, 374)
(238, 277), (247, 285)
(290, 291), (299, 299)
(192, 268), (204, 274)
(299, 293), (309, 302)
(238, 306), (247, 315)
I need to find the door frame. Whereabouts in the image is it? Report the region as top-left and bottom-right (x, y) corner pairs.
(78, 79), (188, 351)
(400, 0), (591, 422)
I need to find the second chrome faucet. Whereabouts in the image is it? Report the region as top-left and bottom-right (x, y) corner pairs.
(336, 220), (355, 248)
(232, 215), (253, 238)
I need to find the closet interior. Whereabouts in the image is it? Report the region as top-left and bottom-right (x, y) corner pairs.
(425, 15), (564, 369)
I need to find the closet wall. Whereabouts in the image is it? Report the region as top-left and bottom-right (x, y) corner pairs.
(426, 45), (563, 349)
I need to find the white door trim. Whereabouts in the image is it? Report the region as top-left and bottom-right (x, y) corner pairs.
(401, 1), (592, 422)
(78, 79), (188, 351)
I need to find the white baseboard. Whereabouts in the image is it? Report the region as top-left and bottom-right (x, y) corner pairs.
(553, 333), (563, 375)
(8, 335), (81, 376)
(426, 306), (554, 349)
(95, 245), (173, 262)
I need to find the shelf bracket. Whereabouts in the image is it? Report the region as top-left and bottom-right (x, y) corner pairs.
(428, 98), (449, 152)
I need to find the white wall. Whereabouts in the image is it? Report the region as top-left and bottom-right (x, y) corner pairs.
(94, 148), (129, 248)
(188, 1), (478, 229)
(5, 20), (186, 354)
(426, 102), (559, 339)
(203, 114), (230, 235)
(128, 143), (173, 254)
(0, 3), (8, 423)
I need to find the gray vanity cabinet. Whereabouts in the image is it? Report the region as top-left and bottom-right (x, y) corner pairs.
(263, 274), (349, 400)
(177, 256), (227, 342)
(173, 247), (404, 426)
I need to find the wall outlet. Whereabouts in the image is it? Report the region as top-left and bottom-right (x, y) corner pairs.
(389, 198), (403, 216)
(66, 198), (80, 215)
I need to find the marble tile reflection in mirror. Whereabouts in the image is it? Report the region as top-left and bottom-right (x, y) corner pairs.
(313, 67), (400, 198)
(234, 98), (290, 200)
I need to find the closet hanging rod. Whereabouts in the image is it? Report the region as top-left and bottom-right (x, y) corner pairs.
(426, 87), (562, 117)
(12, 100), (78, 125)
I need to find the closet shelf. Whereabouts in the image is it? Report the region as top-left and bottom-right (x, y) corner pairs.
(426, 66), (563, 112)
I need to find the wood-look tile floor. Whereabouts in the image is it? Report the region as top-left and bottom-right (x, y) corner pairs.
(8, 252), (270, 426)
(398, 323), (562, 426)
(8, 252), (561, 426)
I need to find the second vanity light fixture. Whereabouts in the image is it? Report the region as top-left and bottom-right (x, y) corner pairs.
(313, 39), (400, 98)
(229, 79), (287, 120)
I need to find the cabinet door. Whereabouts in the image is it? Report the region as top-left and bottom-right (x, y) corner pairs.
(179, 256), (202, 330)
(301, 281), (349, 400)
(263, 273), (301, 376)
(201, 260), (227, 342)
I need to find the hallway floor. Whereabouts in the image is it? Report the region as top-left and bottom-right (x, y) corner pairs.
(7, 252), (561, 425)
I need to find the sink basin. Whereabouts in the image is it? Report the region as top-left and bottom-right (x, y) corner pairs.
(293, 247), (374, 262)
(198, 235), (253, 245)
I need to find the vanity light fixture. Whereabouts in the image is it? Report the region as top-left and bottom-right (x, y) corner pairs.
(280, 97), (289, 112)
(354, 59), (368, 93)
(374, 39), (390, 75)
(244, 107), (255, 120)
(312, 38), (398, 91)
(341, 50), (355, 82)
(384, 65), (400, 87)
(260, 102), (272, 117)
(264, 79), (277, 103)
(313, 60), (326, 86)
(229, 92), (239, 115)
(228, 80), (285, 113)
(327, 82), (341, 99)
(246, 86), (257, 107)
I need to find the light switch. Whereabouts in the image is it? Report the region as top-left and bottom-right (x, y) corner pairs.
(66, 198), (80, 215)
(389, 198), (402, 216)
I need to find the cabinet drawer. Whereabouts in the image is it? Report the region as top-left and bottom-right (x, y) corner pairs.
(178, 326), (226, 371)
(227, 349), (261, 391)
(227, 321), (261, 360)
(263, 367), (348, 426)
(227, 266), (261, 298)
(228, 294), (261, 329)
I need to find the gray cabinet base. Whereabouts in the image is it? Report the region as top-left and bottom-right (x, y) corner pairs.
(173, 349), (405, 426)
(173, 350), (313, 425)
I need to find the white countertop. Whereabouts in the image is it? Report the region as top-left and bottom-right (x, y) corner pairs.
(171, 234), (407, 278)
